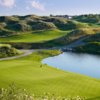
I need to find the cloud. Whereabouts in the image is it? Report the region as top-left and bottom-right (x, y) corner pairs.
(31, 0), (45, 11)
(0, 0), (15, 8)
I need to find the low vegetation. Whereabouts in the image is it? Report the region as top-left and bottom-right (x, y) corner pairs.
(72, 14), (100, 24)
(84, 33), (100, 42)
(74, 42), (100, 54)
(0, 14), (91, 37)
(0, 44), (22, 58)
(0, 83), (87, 100)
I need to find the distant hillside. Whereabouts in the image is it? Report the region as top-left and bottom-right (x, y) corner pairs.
(0, 44), (22, 58)
(0, 14), (100, 52)
(0, 14), (91, 37)
(43, 17), (89, 30)
(72, 14), (100, 24)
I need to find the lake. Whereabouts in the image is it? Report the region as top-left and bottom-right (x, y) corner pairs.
(42, 52), (100, 78)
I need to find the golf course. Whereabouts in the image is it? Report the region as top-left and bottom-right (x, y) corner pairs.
(0, 14), (100, 100)
(0, 50), (100, 100)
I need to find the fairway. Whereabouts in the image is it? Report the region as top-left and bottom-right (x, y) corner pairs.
(0, 50), (100, 99)
(0, 30), (68, 43)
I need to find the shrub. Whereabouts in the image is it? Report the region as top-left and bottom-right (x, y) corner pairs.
(31, 21), (56, 30)
(0, 44), (22, 58)
(6, 22), (31, 32)
(0, 83), (33, 100)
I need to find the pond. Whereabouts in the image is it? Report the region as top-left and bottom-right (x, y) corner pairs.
(42, 52), (100, 78)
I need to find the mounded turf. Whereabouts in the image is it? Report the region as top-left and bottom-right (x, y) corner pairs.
(0, 50), (100, 99)
(0, 30), (68, 43)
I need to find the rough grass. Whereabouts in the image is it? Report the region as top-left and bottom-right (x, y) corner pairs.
(0, 44), (22, 58)
(0, 50), (100, 99)
(0, 30), (68, 43)
(0, 83), (87, 100)
(74, 42), (100, 54)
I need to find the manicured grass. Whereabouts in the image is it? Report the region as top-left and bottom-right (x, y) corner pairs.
(0, 50), (100, 99)
(0, 30), (68, 43)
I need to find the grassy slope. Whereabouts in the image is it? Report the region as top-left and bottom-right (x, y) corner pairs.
(0, 30), (68, 43)
(0, 50), (100, 99)
(74, 42), (100, 55)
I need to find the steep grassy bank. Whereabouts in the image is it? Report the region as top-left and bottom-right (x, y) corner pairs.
(73, 33), (100, 55)
(0, 50), (100, 99)
(74, 42), (100, 55)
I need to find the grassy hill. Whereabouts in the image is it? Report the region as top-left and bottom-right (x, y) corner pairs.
(0, 44), (22, 58)
(72, 14), (100, 29)
(0, 50), (100, 99)
(43, 17), (90, 30)
(1, 14), (100, 46)
(71, 27), (100, 54)
(0, 28), (100, 49)
(41, 28), (100, 47)
(0, 14), (100, 54)
(0, 15), (91, 37)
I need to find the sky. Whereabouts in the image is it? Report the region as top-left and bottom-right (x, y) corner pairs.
(0, 0), (100, 16)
